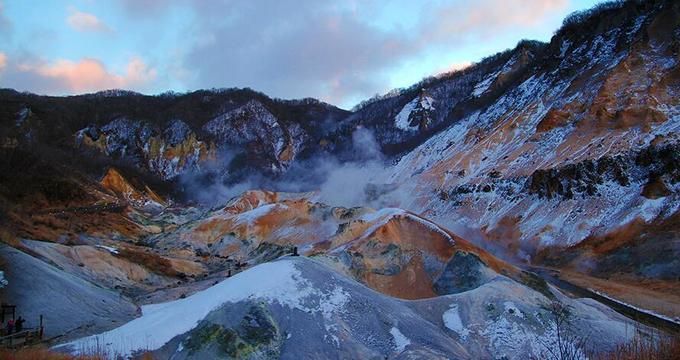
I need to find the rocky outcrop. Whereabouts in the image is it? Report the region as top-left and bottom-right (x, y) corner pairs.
(526, 157), (629, 199)
(433, 252), (496, 295)
(203, 100), (302, 171)
(527, 144), (678, 199)
(181, 303), (282, 359)
(100, 167), (166, 207)
(76, 118), (215, 179)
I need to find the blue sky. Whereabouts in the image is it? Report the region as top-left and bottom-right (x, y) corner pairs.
(0, 0), (605, 108)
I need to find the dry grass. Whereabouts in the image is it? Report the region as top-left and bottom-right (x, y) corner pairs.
(0, 228), (19, 247)
(593, 333), (680, 360)
(117, 247), (179, 278)
(0, 347), (156, 360)
(0, 347), (103, 360)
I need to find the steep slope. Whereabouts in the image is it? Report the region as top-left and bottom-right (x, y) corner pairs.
(0, 245), (138, 340)
(99, 167), (166, 209)
(385, 0), (679, 283)
(60, 257), (640, 359)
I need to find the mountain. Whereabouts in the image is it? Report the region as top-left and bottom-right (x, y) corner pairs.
(1, 0), (679, 358)
(386, 0), (680, 301)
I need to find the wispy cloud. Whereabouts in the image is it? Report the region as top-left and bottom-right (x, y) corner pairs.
(437, 61), (474, 75)
(66, 7), (112, 33)
(4, 56), (156, 94)
(180, 0), (568, 106)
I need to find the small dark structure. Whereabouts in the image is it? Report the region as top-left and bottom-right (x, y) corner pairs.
(0, 304), (15, 324)
(0, 304), (44, 348)
(292, 247), (299, 257)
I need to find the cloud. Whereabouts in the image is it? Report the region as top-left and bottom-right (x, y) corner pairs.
(3, 56), (157, 94)
(436, 61), (474, 75)
(420, 0), (568, 43)
(184, 0), (415, 105)
(181, 0), (568, 107)
(67, 8), (112, 33)
(0, 53), (6, 73)
(2, 0), (572, 104)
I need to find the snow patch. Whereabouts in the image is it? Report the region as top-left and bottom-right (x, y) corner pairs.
(95, 245), (119, 255)
(395, 95), (434, 131)
(472, 75), (495, 97)
(389, 327), (411, 353)
(234, 203), (282, 225)
(443, 304), (470, 340)
(503, 301), (524, 319)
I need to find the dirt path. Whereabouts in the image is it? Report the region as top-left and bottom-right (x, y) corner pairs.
(527, 266), (680, 335)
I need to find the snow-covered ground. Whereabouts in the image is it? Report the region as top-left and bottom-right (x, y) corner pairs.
(57, 257), (643, 359)
(395, 95), (434, 131)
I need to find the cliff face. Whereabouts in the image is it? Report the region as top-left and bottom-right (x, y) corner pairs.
(0, 89), (349, 182)
(76, 118), (215, 180)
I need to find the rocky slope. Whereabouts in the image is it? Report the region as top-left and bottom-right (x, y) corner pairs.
(386, 0), (680, 279)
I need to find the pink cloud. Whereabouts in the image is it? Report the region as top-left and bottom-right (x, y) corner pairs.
(421, 0), (569, 43)
(15, 57), (157, 93)
(67, 8), (112, 33)
(0, 52), (7, 73)
(437, 61), (473, 75)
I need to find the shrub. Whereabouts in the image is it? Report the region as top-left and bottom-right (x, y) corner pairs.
(0, 347), (102, 359)
(593, 332), (680, 360)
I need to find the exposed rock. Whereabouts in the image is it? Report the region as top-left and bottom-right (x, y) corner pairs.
(100, 167), (166, 208)
(181, 303), (281, 359)
(433, 252), (496, 295)
(641, 175), (671, 199)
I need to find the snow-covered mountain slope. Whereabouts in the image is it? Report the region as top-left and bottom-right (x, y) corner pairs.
(383, 0), (680, 276)
(59, 257), (640, 359)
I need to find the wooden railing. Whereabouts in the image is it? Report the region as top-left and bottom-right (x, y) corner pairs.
(0, 327), (43, 348)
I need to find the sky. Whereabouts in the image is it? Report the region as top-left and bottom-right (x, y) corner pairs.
(0, 0), (606, 109)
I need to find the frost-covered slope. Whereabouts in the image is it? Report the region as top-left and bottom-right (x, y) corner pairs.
(60, 257), (640, 359)
(0, 245), (138, 340)
(384, 0), (680, 277)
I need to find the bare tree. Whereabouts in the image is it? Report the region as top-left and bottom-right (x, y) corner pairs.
(535, 301), (588, 360)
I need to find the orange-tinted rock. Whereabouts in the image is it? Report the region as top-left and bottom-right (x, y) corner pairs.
(536, 108), (571, 133)
(641, 176), (671, 199)
(100, 168), (165, 206)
